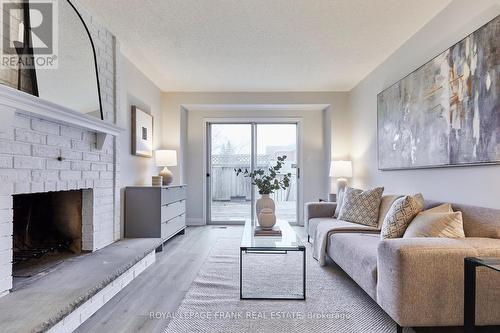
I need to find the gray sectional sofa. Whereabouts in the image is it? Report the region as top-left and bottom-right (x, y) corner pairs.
(305, 197), (500, 331)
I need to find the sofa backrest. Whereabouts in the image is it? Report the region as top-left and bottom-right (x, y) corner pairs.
(425, 200), (500, 239)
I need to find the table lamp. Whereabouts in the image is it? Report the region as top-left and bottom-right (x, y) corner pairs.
(329, 160), (352, 201)
(155, 150), (177, 186)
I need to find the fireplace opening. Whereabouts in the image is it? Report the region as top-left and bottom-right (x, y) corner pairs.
(13, 190), (85, 284)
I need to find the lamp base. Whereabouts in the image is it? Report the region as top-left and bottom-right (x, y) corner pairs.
(159, 167), (173, 186)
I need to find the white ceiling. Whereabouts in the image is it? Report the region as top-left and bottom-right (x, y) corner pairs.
(79, 0), (451, 92)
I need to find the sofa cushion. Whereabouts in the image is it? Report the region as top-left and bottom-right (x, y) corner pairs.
(327, 233), (380, 300)
(380, 194), (424, 239)
(338, 187), (384, 227)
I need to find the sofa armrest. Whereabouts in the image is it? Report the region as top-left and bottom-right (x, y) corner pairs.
(304, 202), (337, 221)
(377, 238), (500, 327)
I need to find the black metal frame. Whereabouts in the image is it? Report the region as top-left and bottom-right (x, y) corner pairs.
(66, 0), (105, 120)
(240, 246), (306, 300)
(463, 257), (500, 333)
(464, 257), (479, 333)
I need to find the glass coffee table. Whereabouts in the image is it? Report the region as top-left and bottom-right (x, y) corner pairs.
(240, 219), (306, 300)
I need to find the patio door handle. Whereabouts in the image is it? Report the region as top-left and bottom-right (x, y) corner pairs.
(206, 173), (210, 177)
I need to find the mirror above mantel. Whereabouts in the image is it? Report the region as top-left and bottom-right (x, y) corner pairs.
(0, 0), (103, 120)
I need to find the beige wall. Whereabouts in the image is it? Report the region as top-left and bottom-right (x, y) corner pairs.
(119, 54), (162, 185)
(350, 0), (500, 208)
(118, 54), (163, 235)
(160, 92), (351, 224)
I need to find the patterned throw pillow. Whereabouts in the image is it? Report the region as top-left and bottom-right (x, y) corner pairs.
(380, 194), (424, 239)
(337, 187), (385, 227)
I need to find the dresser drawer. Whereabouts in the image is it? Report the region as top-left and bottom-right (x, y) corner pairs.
(161, 186), (186, 205)
(161, 200), (185, 222)
(161, 214), (185, 240)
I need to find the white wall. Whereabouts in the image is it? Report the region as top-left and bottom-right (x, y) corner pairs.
(161, 92), (351, 224)
(118, 54), (163, 235)
(350, 0), (500, 208)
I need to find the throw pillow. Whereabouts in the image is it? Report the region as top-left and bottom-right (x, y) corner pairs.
(403, 205), (465, 238)
(376, 194), (404, 228)
(337, 186), (384, 227)
(333, 187), (346, 218)
(380, 193), (424, 239)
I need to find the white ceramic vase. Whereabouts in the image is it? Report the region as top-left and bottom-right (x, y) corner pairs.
(258, 208), (276, 229)
(256, 194), (275, 216)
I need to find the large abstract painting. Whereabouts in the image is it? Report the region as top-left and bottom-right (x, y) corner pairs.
(377, 15), (500, 170)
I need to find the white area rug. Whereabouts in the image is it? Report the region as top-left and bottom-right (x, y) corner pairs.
(164, 237), (401, 333)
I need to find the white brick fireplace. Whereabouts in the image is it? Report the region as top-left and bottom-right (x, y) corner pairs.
(0, 106), (121, 297)
(0, 0), (122, 297)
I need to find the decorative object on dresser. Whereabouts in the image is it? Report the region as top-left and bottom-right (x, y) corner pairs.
(329, 160), (352, 216)
(377, 15), (500, 170)
(152, 176), (163, 186)
(155, 149), (177, 185)
(235, 155), (291, 229)
(125, 185), (186, 250)
(131, 106), (154, 157)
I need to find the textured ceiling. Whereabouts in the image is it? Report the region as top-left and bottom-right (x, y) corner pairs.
(79, 0), (451, 92)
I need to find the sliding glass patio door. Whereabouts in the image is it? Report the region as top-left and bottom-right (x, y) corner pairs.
(207, 122), (298, 224)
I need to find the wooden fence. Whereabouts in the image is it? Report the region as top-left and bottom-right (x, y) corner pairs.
(211, 155), (296, 202)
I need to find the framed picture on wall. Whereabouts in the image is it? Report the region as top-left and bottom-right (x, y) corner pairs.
(131, 106), (153, 157)
(377, 15), (500, 170)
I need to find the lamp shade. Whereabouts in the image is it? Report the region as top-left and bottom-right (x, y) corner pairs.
(155, 150), (177, 167)
(329, 160), (352, 178)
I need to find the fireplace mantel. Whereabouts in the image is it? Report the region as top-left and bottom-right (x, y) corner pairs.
(0, 85), (123, 150)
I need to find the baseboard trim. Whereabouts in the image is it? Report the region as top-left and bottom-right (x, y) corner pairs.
(186, 217), (205, 226)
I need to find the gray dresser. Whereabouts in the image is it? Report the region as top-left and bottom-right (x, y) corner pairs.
(125, 185), (186, 245)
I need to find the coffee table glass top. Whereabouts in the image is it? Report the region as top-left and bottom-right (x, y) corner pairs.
(240, 219), (305, 250)
(469, 257), (500, 272)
